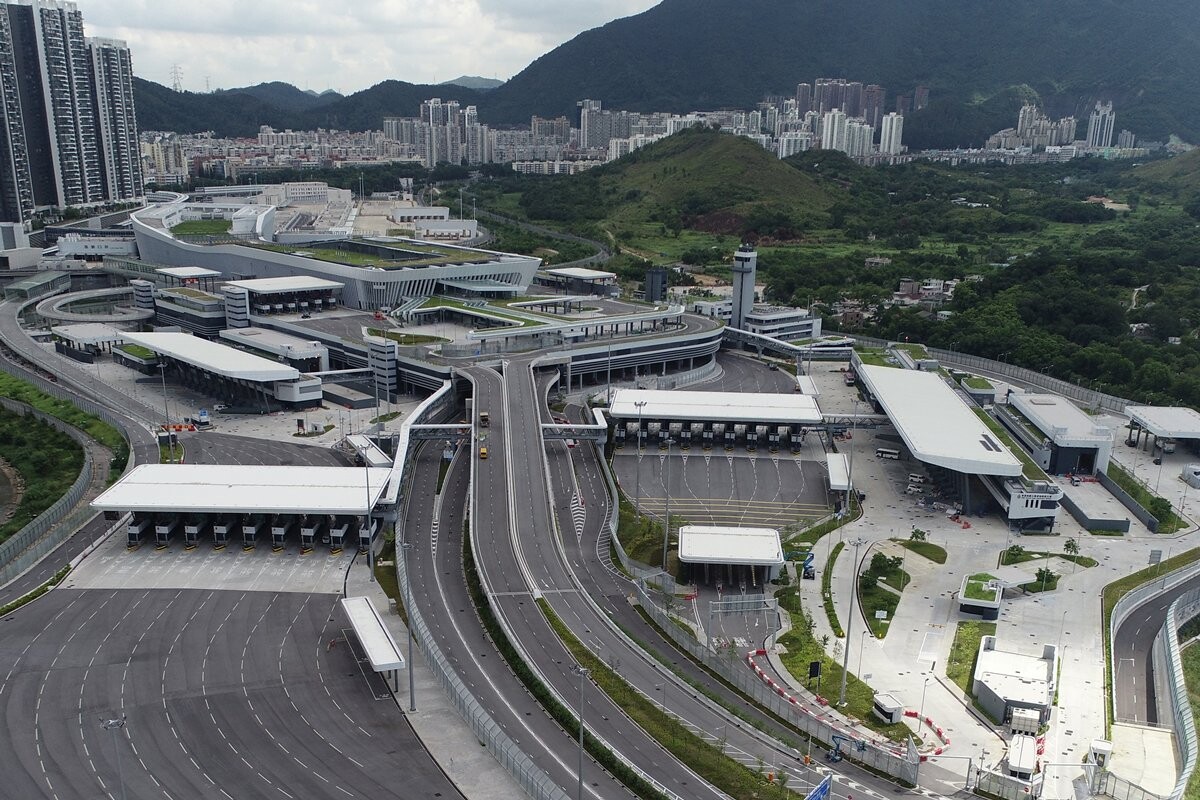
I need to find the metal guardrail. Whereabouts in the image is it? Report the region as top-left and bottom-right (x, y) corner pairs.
(634, 579), (920, 785)
(1161, 589), (1199, 800)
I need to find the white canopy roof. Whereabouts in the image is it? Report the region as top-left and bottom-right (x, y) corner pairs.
(51, 323), (125, 346)
(123, 331), (300, 382)
(545, 267), (616, 280)
(858, 365), (1022, 476)
(224, 276), (343, 294)
(92, 464), (392, 515)
(339, 597), (405, 672)
(826, 453), (851, 491)
(610, 389), (822, 425)
(155, 266), (220, 278)
(1127, 406), (1200, 440)
(677, 525), (784, 566)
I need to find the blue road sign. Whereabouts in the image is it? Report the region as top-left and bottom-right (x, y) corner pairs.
(805, 774), (832, 800)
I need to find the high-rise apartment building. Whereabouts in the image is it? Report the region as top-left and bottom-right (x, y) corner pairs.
(1086, 101), (1115, 149)
(879, 113), (904, 156)
(0, 0), (139, 224)
(862, 84), (886, 130)
(794, 82), (812, 115)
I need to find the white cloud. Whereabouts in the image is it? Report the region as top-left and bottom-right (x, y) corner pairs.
(82, 0), (658, 93)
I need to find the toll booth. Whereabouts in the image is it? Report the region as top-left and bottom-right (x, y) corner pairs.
(301, 515), (326, 551)
(242, 514), (266, 548)
(329, 516), (351, 551)
(271, 515), (297, 550)
(213, 516), (236, 547)
(358, 517), (377, 552)
(127, 514), (151, 546)
(183, 515), (210, 549)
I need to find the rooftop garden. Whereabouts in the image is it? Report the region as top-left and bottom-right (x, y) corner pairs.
(963, 572), (1001, 601)
(418, 296), (546, 327)
(963, 376), (994, 391)
(972, 407), (1051, 482)
(244, 239), (478, 269)
(117, 343), (157, 361)
(365, 328), (447, 345)
(170, 218), (231, 235)
(853, 348), (895, 368)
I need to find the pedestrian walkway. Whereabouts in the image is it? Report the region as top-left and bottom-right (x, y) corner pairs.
(346, 564), (526, 800)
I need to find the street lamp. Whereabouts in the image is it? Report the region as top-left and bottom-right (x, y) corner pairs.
(838, 537), (867, 706)
(101, 715), (128, 800)
(157, 361), (174, 463)
(858, 629), (869, 674)
(918, 675), (931, 721)
(572, 665), (591, 800)
(662, 438), (675, 573)
(634, 400), (647, 510)
(401, 539), (415, 712)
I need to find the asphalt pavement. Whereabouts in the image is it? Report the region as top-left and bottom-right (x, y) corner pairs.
(0, 588), (463, 799)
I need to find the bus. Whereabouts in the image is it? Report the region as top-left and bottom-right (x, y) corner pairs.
(875, 447), (901, 460)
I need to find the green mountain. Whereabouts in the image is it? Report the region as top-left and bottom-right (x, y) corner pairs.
(215, 82), (343, 111)
(512, 128), (834, 242)
(481, 0), (1200, 145)
(440, 76), (503, 91)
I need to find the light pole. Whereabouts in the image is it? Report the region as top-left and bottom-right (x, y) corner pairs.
(838, 536), (867, 706)
(364, 462), (375, 583)
(101, 715), (128, 800)
(918, 675), (931, 721)
(634, 400), (647, 510)
(401, 539), (415, 711)
(573, 665), (591, 800)
(662, 438), (675, 573)
(858, 629), (869, 674)
(157, 361), (174, 463)
(844, 399), (859, 515)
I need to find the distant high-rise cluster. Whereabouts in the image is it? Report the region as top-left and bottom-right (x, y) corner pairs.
(0, 0), (141, 224)
(985, 100), (1134, 154)
(786, 78), (922, 159)
(382, 98), (493, 167)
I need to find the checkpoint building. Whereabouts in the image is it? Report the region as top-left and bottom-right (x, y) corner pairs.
(857, 365), (1063, 530)
(119, 331), (323, 410)
(93, 464), (393, 552)
(608, 388), (823, 451)
(1126, 406), (1200, 456)
(677, 525), (784, 589)
(1002, 391), (1113, 475)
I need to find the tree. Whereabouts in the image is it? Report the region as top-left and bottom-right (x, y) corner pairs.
(1005, 544), (1025, 563)
(910, 528), (927, 542)
(1063, 538), (1079, 556)
(1035, 566), (1057, 591)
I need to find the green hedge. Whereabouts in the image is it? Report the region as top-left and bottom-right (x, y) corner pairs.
(0, 409), (84, 543)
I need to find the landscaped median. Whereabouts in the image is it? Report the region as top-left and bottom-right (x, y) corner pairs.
(858, 552), (910, 638)
(822, 541), (845, 637)
(1107, 461), (1186, 533)
(946, 620), (999, 723)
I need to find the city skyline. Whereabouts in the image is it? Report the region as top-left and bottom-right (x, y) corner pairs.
(83, 0), (659, 94)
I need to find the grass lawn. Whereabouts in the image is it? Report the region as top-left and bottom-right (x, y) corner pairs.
(171, 218), (231, 235)
(117, 343), (157, 360)
(854, 349), (895, 368)
(860, 575), (905, 637)
(1107, 461), (1186, 533)
(972, 407), (1050, 482)
(946, 621), (997, 695)
(963, 376), (994, 390)
(776, 590), (914, 741)
(893, 343), (929, 359)
(894, 539), (947, 564)
(418, 296), (546, 327)
(1021, 573), (1060, 593)
(1001, 548), (1098, 568)
(823, 541), (845, 637)
(1182, 643), (1200, 800)
(964, 573), (1000, 601)
(366, 327), (447, 345)
(370, 411), (403, 424)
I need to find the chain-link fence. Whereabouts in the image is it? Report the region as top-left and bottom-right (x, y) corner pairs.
(635, 579), (920, 785)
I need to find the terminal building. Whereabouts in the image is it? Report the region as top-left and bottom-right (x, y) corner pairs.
(857, 365), (1063, 530)
(677, 525), (784, 590)
(1002, 392), (1113, 475)
(93, 464), (391, 552)
(119, 331), (323, 410)
(608, 388), (824, 451)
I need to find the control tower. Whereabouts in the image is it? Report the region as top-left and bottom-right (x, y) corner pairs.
(731, 245), (757, 330)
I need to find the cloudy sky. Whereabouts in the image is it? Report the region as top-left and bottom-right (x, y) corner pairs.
(85, 1), (660, 93)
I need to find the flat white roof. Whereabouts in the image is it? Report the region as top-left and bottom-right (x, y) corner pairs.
(794, 376), (819, 396)
(51, 322), (124, 345)
(1127, 405), (1200, 440)
(1008, 734), (1038, 772)
(545, 267), (616, 280)
(975, 643), (1053, 707)
(219, 327), (325, 354)
(610, 389), (823, 425)
(124, 331), (300, 382)
(224, 276), (344, 294)
(858, 365), (1022, 476)
(155, 266), (221, 278)
(677, 525), (784, 566)
(1009, 393), (1111, 446)
(91, 464), (392, 515)
(826, 453), (851, 491)
(339, 597), (405, 672)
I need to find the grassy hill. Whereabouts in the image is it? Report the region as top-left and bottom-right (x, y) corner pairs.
(1128, 149), (1200, 196)
(508, 128), (834, 262)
